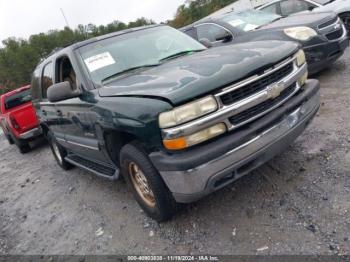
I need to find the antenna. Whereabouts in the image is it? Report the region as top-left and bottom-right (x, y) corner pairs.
(60, 8), (70, 28)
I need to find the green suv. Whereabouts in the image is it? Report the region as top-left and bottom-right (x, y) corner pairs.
(31, 25), (320, 221)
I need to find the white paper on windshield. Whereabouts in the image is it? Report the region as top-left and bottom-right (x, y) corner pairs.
(228, 19), (244, 27)
(84, 52), (116, 72)
(244, 24), (258, 31)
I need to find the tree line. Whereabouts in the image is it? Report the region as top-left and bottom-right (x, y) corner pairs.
(0, 0), (236, 94)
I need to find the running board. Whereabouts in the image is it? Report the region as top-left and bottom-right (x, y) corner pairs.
(65, 154), (119, 180)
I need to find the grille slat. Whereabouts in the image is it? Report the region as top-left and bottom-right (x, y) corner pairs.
(326, 28), (344, 40)
(220, 62), (293, 106)
(229, 84), (296, 125)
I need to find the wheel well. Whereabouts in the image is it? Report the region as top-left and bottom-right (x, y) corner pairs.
(104, 131), (139, 167)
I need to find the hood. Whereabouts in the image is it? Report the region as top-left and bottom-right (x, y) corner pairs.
(260, 12), (336, 30)
(98, 40), (299, 105)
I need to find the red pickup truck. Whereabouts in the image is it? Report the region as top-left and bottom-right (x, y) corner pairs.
(0, 85), (42, 153)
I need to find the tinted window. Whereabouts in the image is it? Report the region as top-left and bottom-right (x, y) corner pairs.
(5, 89), (32, 110)
(280, 0), (316, 16)
(42, 62), (53, 98)
(260, 3), (279, 14)
(196, 24), (231, 42)
(31, 67), (41, 100)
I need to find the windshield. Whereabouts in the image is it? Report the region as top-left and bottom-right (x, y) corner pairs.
(220, 10), (281, 32)
(5, 89), (32, 110)
(79, 26), (206, 85)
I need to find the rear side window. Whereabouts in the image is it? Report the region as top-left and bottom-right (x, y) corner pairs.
(4, 89), (32, 110)
(42, 62), (53, 99)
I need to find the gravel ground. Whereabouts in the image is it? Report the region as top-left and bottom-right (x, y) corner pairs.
(0, 49), (349, 255)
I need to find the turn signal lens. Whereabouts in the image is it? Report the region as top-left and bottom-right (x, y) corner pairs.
(296, 49), (306, 67)
(163, 123), (227, 150)
(163, 137), (187, 150)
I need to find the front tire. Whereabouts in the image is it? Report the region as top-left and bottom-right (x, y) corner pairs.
(120, 143), (177, 222)
(47, 131), (73, 170)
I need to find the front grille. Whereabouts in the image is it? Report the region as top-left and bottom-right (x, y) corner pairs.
(318, 17), (338, 29)
(229, 83), (297, 125)
(326, 28), (344, 40)
(220, 62), (293, 106)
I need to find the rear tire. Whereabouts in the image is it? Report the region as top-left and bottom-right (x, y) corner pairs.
(18, 142), (31, 154)
(120, 142), (177, 222)
(47, 131), (73, 170)
(340, 13), (350, 36)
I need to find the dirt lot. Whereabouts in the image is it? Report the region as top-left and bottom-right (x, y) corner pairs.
(0, 49), (350, 256)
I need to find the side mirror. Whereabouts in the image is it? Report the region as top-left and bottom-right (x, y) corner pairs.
(308, 6), (315, 11)
(215, 31), (233, 42)
(199, 38), (213, 48)
(47, 81), (81, 102)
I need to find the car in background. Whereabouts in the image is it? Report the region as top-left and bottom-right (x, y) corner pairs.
(257, 0), (350, 34)
(0, 85), (42, 153)
(181, 10), (349, 74)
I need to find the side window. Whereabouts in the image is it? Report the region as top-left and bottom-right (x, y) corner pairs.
(280, 0), (316, 16)
(260, 3), (279, 14)
(196, 24), (232, 43)
(41, 62), (53, 99)
(183, 28), (196, 39)
(31, 67), (41, 100)
(56, 56), (77, 90)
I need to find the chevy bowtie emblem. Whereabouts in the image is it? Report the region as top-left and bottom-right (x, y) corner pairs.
(266, 82), (285, 99)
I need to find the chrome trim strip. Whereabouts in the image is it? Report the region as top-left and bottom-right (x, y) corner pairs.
(66, 140), (99, 151)
(162, 62), (307, 140)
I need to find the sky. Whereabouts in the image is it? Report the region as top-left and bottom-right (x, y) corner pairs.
(0, 0), (185, 43)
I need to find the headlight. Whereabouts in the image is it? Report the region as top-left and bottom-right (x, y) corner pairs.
(159, 96), (218, 128)
(163, 123), (227, 150)
(284, 27), (317, 41)
(295, 49), (306, 67)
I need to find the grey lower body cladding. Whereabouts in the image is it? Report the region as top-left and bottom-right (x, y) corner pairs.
(150, 79), (320, 203)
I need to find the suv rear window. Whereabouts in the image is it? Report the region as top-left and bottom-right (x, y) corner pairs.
(5, 89), (32, 110)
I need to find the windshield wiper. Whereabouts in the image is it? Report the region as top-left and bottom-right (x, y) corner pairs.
(101, 64), (160, 84)
(159, 49), (205, 62)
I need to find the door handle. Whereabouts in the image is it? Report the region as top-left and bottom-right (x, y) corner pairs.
(56, 110), (63, 117)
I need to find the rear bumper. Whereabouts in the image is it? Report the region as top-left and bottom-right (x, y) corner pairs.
(150, 80), (320, 203)
(19, 127), (42, 140)
(304, 36), (349, 74)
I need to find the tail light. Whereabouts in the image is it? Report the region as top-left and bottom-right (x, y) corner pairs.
(10, 115), (21, 131)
